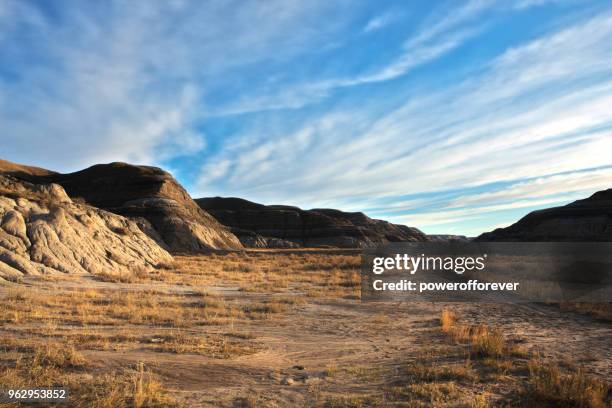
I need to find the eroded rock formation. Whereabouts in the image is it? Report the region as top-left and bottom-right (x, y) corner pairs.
(3, 161), (242, 252)
(0, 174), (173, 281)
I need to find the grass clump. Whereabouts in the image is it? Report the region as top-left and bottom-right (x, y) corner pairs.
(523, 359), (609, 408)
(0, 342), (178, 408)
(439, 309), (507, 358)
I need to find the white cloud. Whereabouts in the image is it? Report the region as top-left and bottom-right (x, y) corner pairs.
(196, 12), (612, 229)
(214, 1), (495, 116)
(0, 0), (354, 171)
(363, 13), (394, 33)
(448, 168), (612, 209)
(513, 0), (570, 10)
(213, 0), (572, 116)
(389, 167), (612, 232)
(2, 1), (610, 236)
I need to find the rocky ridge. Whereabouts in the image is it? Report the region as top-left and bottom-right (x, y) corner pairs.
(196, 196), (427, 248)
(477, 189), (612, 241)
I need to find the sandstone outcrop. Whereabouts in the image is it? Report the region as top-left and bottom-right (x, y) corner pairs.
(477, 189), (612, 241)
(0, 174), (173, 281)
(3, 161), (242, 252)
(196, 197), (427, 248)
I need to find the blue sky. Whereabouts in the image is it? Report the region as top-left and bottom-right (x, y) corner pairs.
(1, 0), (612, 236)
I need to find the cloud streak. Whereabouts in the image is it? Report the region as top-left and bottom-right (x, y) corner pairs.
(0, 0), (354, 171)
(197, 10), (612, 233)
(1, 1), (610, 235)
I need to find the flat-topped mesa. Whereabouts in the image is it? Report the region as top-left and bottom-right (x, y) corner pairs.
(38, 162), (243, 252)
(476, 188), (612, 242)
(1, 159), (242, 252)
(196, 196), (427, 248)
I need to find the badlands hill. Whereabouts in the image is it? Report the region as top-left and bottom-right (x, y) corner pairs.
(477, 189), (612, 241)
(0, 172), (172, 281)
(0, 158), (56, 178)
(196, 196), (427, 248)
(1, 160), (242, 252)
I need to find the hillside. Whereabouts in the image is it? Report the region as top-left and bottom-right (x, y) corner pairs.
(0, 173), (172, 281)
(197, 196), (427, 248)
(477, 189), (612, 241)
(1, 160), (242, 252)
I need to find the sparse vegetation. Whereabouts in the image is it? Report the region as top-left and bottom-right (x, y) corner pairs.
(0, 342), (177, 407)
(436, 308), (611, 408)
(0, 252), (609, 407)
(559, 302), (612, 321)
(523, 358), (609, 408)
(439, 308), (507, 358)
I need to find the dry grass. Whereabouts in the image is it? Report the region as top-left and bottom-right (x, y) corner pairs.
(0, 286), (255, 327)
(147, 330), (257, 358)
(32, 342), (86, 369)
(159, 252), (361, 298)
(523, 358), (610, 408)
(439, 308), (507, 358)
(403, 358), (479, 383)
(388, 381), (465, 407)
(0, 342), (178, 407)
(469, 325), (506, 358)
(1, 251), (355, 406)
(325, 361), (338, 377)
(94, 267), (150, 283)
(437, 309), (611, 407)
(1, 251), (609, 408)
(440, 308), (455, 333)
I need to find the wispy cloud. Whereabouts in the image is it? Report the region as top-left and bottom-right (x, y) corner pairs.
(363, 12), (395, 33)
(0, 0), (353, 171)
(2, 1), (610, 236)
(197, 10), (612, 233)
(212, 0), (551, 116)
(389, 166), (612, 233)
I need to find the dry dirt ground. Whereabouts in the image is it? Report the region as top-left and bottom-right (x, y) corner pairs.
(0, 250), (610, 407)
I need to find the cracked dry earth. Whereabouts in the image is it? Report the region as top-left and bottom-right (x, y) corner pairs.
(0, 253), (610, 407)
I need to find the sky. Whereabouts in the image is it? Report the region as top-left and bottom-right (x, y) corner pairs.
(1, 0), (612, 236)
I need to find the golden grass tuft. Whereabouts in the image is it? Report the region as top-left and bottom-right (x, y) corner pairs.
(440, 308), (455, 333)
(0, 342), (178, 408)
(439, 309), (507, 358)
(33, 342), (86, 369)
(469, 325), (505, 358)
(524, 359), (609, 408)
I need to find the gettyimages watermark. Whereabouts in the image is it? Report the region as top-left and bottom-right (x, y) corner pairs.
(361, 242), (612, 303)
